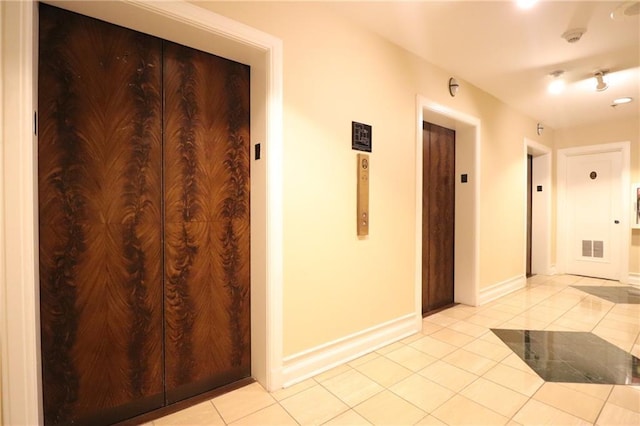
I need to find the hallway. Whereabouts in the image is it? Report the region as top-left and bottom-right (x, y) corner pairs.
(149, 275), (640, 425)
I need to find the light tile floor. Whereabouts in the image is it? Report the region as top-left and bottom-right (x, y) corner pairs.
(152, 275), (640, 425)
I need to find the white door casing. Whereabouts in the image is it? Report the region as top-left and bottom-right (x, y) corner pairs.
(557, 142), (630, 282)
(525, 138), (552, 276)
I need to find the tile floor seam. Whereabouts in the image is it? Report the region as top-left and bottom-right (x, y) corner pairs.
(517, 397), (583, 425)
(274, 400), (302, 426)
(508, 391), (536, 425)
(587, 303), (616, 334)
(563, 399), (604, 424)
(209, 399), (226, 425)
(480, 368), (543, 399)
(225, 399), (280, 426)
(316, 401), (351, 425)
(456, 380), (529, 424)
(427, 410), (450, 426)
(594, 385), (618, 425)
(315, 373), (381, 409)
(386, 385), (447, 419)
(604, 385), (640, 414)
(388, 376), (456, 417)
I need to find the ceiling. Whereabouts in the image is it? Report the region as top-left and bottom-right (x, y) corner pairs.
(327, 1), (640, 130)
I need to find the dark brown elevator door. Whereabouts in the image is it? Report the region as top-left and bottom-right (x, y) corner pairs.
(163, 41), (251, 403)
(38, 4), (251, 425)
(38, 5), (164, 424)
(422, 122), (455, 315)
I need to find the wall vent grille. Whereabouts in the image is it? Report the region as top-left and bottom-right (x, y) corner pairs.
(593, 241), (604, 258)
(581, 240), (604, 258)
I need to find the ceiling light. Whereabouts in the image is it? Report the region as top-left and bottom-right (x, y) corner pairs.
(594, 71), (608, 91)
(548, 70), (566, 95)
(516, 0), (538, 9)
(612, 97), (633, 105)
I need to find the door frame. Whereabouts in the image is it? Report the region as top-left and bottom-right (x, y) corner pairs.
(1, 1), (284, 424)
(524, 138), (553, 275)
(415, 96), (480, 318)
(557, 142), (630, 282)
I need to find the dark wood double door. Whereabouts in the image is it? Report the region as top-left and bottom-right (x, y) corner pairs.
(38, 4), (251, 425)
(422, 122), (455, 315)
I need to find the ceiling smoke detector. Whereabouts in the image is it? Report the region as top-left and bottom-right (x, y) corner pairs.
(562, 28), (587, 43)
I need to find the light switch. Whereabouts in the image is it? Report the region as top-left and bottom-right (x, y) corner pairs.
(357, 154), (369, 236)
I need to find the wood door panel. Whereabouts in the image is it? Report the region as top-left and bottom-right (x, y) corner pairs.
(38, 4), (164, 424)
(422, 123), (455, 314)
(163, 41), (251, 402)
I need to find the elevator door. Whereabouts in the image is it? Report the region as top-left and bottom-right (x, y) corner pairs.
(422, 122), (455, 315)
(38, 4), (250, 425)
(163, 40), (251, 404)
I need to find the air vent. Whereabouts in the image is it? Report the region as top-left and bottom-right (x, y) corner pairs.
(582, 240), (604, 258)
(593, 241), (604, 258)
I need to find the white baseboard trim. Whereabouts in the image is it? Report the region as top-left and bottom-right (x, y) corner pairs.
(479, 274), (526, 305)
(281, 313), (420, 388)
(628, 272), (640, 287)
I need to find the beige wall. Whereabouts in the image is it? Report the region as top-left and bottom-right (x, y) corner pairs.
(554, 116), (640, 274)
(201, 2), (552, 356)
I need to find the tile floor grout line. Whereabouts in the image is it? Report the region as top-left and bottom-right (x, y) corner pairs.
(208, 398), (226, 425)
(594, 384), (616, 426)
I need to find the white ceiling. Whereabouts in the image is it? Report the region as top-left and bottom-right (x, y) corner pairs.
(327, 1), (640, 130)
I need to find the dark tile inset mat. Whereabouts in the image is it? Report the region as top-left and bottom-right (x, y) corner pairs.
(571, 285), (640, 304)
(491, 329), (640, 385)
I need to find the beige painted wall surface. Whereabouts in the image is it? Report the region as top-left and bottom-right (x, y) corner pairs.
(1, 0), (6, 422)
(554, 116), (640, 274)
(201, 2), (552, 356)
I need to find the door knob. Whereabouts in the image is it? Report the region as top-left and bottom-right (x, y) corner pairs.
(614, 220), (620, 224)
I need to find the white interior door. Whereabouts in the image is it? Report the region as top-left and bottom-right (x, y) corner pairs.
(565, 151), (622, 280)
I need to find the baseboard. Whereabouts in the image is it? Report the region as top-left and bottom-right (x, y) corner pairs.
(281, 313), (420, 388)
(478, 274), (526, 305)
(628, 272), (640, 287)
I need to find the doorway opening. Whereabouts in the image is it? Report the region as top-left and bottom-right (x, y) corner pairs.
(415, 97), (480, 318)
(525, 139), (552, 277)
(527, 154), (533, 277)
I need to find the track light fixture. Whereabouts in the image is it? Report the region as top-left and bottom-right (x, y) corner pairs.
(594, 71), (608, 91)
